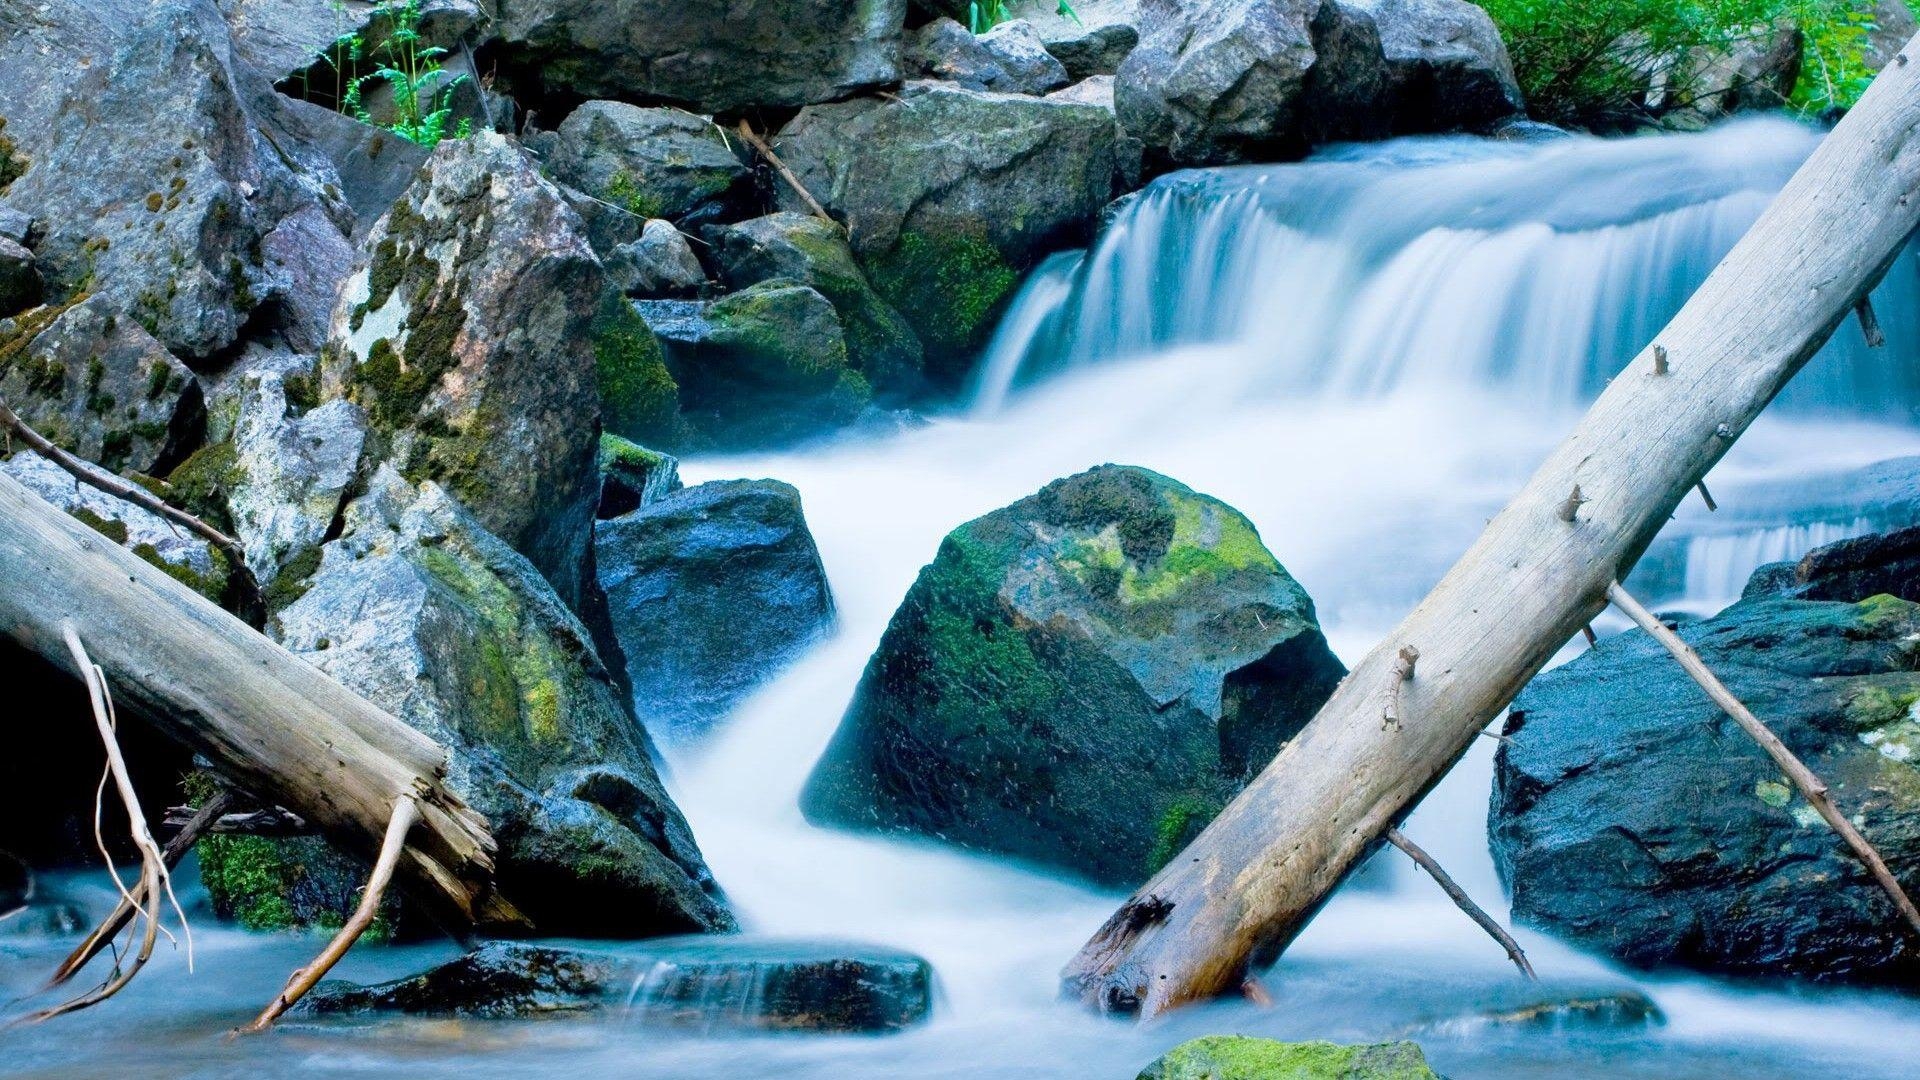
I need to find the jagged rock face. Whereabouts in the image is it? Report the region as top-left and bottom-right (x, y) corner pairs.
(492, 0), (909, 113)
(1117, 0), (1520, 166)
(706, 212), (923, 397)
(276, 100), (435, 238)
(0, 296), (202, 474)
(545, 103), (751, 228)
(320, 133), (615, 608)
(597, 479), (834, 739)
(0, 0), (350, 361)
(1138, 1036), (1440, 1080)
(1491, 548), (1920, 984)
(772, 82), (1118, 381)
(274, 467), (734, 936)
(803, 465), (1347, 886)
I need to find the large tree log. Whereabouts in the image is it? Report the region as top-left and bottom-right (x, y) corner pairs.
(0, 470), (522, 930)
(1063, 34), (1920, 1018)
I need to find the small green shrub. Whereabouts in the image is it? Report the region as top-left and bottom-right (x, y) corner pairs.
(972, 2), (1078, 34)
(338, 0), (473, 148)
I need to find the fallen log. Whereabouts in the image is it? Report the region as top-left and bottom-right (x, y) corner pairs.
(1063, 33), (1920, 1018)
(0, 470), (523, 933)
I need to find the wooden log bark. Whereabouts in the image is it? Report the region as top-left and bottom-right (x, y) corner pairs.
(1063, 33), (1920, 1018)
(0, 470), (522, 930)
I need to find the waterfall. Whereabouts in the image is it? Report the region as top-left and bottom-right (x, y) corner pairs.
(974, 118), (1920, 418)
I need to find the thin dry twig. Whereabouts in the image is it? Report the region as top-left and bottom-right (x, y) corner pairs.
(1387, 826), (1536, 980)
(1382, 645), (1419, 730)
(735, 119), (837, 227)
(1608, 580), (1920, 939)
(242, 794), (419, 1033)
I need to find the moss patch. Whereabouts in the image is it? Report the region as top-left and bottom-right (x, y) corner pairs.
(593, 293), (681, 446)
(866, 229), (1018, 367)
(1140, 1036), (1440, 1080)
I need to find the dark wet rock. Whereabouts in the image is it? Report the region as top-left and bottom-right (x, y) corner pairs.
(492, 0), (908, 113)
(1491, 564), (1920, 984)
(773, 82), (1118, 381)
(1, 848), (28, 915)
(706, 212), (924, 397)
(1431, 989), (1663, 1033)
(303, 938), (935, 1032)
(608, 220), (708, 298)
(1138, 1036), (1440, 1080)
(656, 282), (872, 449)
(0, 235), (36, 314)
(321, 132), (613, 608)
(272, 466), (733, 936)
(803, 465), (1346, 886)
(2, 452), (229, 603)
(1046, 23), (1141, 81)
(597, 433), (683, 520)
(1746, 524), (1920, 605)
(1342, 0), (1523, 133)
(545, 103), (749, 228)
(274, 99), (434, 238)
(0, 0), (350, 361)
(259, 202), (355, 354)
(597, 479), (834, 739)
(0, 295), (201, 474)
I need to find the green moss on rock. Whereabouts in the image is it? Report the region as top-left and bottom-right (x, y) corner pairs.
(594, 293), (682, 447)
(1138, 1036), (1440, 1080)
(866, 229), (1018, 374)
(197, 833), (399, 939)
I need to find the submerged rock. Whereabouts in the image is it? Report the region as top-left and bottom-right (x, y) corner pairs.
(545, 103), (749, 227)
(1491, 542), (1920, 984)
(0, 295), (201, 474)
(772, 82), (1119, 381)
(491, 0), (908, 113)
(1138, 1036), (1440, 1080)
(271, 467), (733, 937)
(303, 938), (935, 1032)
(803, 465), (1345, 886)
(321, 132), (616, 608)
(597, 479), (834, 738)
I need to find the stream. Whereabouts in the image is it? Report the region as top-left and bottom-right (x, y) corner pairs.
(7, 116), (1920, 1078)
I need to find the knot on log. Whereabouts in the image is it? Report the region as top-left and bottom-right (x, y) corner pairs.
(1652, 345), (1669, 375)
(1383, 645), (1420, 730)
(1555, 484), (1586, 523)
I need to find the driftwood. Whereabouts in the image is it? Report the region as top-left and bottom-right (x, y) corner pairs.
(1063, 32), (1920, 1018)
(0, 470), (522, 937)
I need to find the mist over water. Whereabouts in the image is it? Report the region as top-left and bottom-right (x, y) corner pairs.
(10, 118), (1920, 1078)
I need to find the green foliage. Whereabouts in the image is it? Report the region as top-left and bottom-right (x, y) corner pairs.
(971, 2), (1078, 33)
(1482, 0), (1917, 126)
(336, 1), (473, 148)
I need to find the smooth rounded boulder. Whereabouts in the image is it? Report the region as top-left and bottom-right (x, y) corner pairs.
(803, 465), (1346, 886)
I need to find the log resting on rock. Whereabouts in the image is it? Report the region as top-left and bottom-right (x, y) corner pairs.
(1063, 30), (1920, 1018)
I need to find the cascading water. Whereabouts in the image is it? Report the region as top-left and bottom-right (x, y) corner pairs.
(9, 118), (1920, 1079)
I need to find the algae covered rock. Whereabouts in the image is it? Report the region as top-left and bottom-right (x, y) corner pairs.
(803, 465), (1345, 886)
(271, 467), (732, 936)
(596, 433), (683, 519)
(545, 102), (750, 226)
(1138, 1036), (1440, 1080)
(596, 479), (834, 739)
(1491, 547), (1920, 983)
(491, 0), (908, 113)
(322, 132), (611, 608)
(772, 82), (1119, 380)
(707, 212), (923, 397)
(0, 295), (201, 474)
(197, 832), (405, 937)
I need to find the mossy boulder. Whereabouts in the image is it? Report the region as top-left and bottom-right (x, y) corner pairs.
(651, 282), (871, 449)
(707, 213), (924, 397)
(197, 833), (403, 939)
(321, 132), (609, 609)
(597, 479), (834, 740)
(803, 465), (1345, 886)
(1492, 532), (1920, 984)
(1138, 1036), (1440, 1080)
(546, 102), (749, 227)
(593, 290), (685, 449)
(771, 82), (1119, 382)
(596, 433), (682, 519)
(270, 466), (733, 936)
(0, 295), (201, 473)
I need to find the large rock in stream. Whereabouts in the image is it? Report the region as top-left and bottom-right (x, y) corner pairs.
(268, 466), (733, 937)
(1138, 1036), (1440, 1079)
(803, 465), (1346, 886)
(1491, 529), (1920, 984)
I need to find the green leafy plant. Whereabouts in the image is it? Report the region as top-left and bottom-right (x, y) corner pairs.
(342, 0), (472, 147)
(969, 1), (1078, 34)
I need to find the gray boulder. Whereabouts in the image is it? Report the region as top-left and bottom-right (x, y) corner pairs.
(492, 0), (908, 113)
(0, 235), (36, 314)
(607, 219), (709, 298)
(1491, 544), (1920, 983)
(772, 82), (1118, 380)
(274, 467), (734, 936)
(1342, 0), (1523, 132)
(274, 98), (434, 238)
(322, 133), (615, 608)
(0, 295), (201, 474)
(597, 479), (834, 739)
(980, 20), (1074, 93)
(706, 212), (924, 396)
(0, 0), (350, 361)
(0, 207), (31, 245)
(1037, 2), (1143, 80)
(803, 465), (1346, 887)
(910, 18), (1070, 95)
(546, 103), (749, 227)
